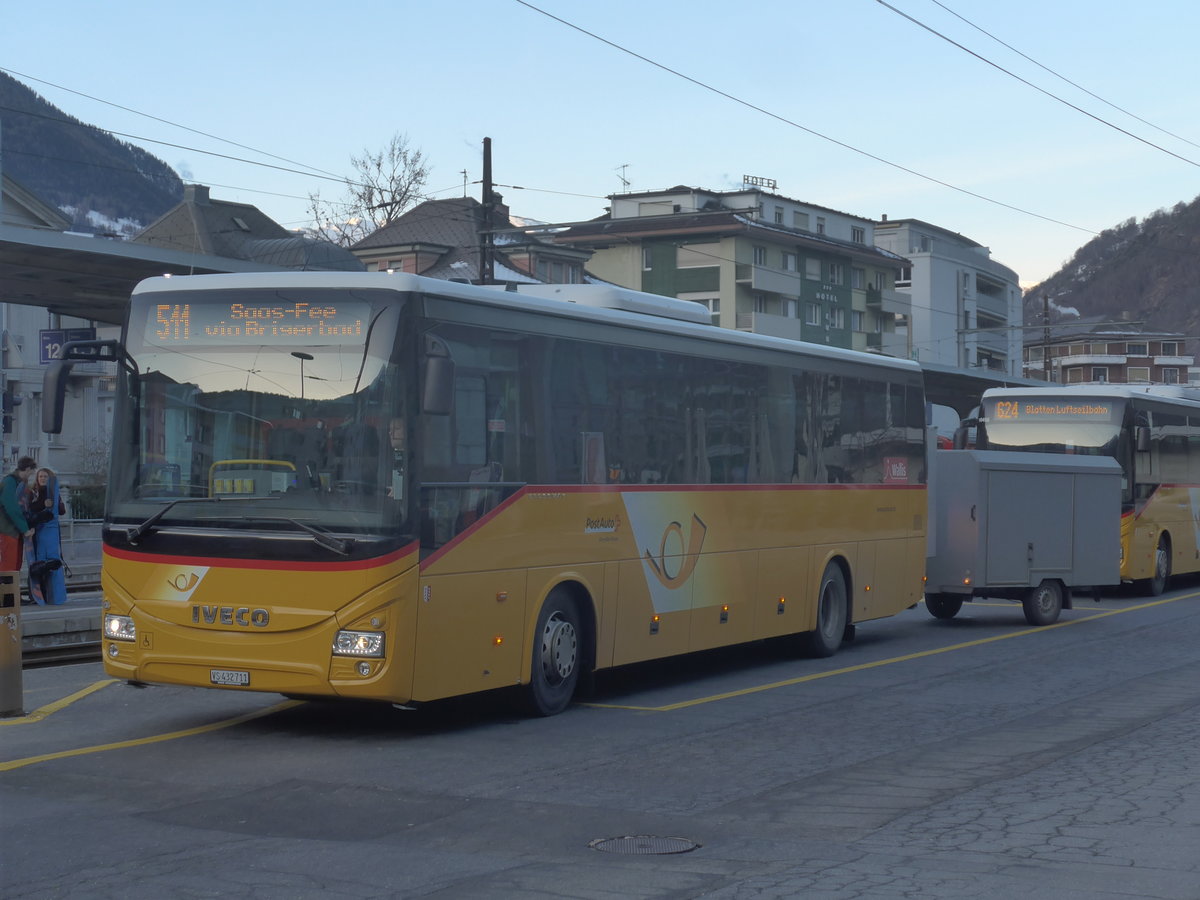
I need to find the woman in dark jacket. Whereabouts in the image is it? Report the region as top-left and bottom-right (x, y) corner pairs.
(24, 467), (66, 605)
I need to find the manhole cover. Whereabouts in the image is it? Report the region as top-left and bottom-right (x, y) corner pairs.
(589, 835), (699, 855)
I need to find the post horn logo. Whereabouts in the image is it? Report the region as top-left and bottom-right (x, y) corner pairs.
(168, 572), (200, 592)
(644, 514), (707, 589)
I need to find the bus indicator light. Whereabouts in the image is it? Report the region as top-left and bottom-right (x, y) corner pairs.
(493, 635), (504, 646)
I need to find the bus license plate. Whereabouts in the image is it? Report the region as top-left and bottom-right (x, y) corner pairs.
(210, 669), (250, 686)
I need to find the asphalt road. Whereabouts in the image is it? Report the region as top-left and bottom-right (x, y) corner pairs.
(3, 584), (1199, 899)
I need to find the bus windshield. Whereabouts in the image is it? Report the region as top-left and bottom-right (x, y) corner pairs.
(980, 395), (1125, 456)
(110, 287), (412, 535)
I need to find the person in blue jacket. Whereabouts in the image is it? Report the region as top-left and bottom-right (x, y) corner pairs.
(24, 466), (66, 606)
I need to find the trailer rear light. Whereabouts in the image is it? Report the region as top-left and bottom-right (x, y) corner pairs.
(104, 614), (136, 642)
(332, 630), (385, 658)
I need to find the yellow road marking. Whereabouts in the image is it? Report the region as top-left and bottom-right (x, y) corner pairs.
(0, 679), (118, 725)
(585, 591), (1198, 712)
(3, 592), (1195, 766)
(0, 699), (303, 773)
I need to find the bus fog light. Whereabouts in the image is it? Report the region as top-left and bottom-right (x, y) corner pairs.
(104, 615), (136, 642)
(357, 661), (372, 676)
(333, 630), (385, 658)
(107, 643), (120, 658)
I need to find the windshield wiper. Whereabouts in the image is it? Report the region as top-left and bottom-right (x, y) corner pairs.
(257, 517), (353, 556)
(127, 498), (212, 545)
(126, 496), (277, 545)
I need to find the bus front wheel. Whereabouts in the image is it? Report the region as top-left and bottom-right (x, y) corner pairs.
(799, 562), (848, 658)
(1022, 579), (1063, 626)
(523, 589), (581, 717)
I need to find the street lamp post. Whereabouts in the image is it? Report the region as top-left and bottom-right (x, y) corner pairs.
(291, 351), (313, 400)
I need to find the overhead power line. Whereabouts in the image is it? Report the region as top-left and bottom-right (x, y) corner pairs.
(512, 0), (1097, 236)
(0, 102), (350, 186)
(873, 0), (1200, 168)
(927, 0), (1200, 152)
(0, 65), (343, 180)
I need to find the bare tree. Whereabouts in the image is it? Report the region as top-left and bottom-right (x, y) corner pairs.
(308, 133), (430, 247)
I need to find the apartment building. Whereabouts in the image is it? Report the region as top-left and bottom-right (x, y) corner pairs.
(873, 218), (1022, 373)
(1024, 321), (1194, 384)
(552, 185), (910, 353)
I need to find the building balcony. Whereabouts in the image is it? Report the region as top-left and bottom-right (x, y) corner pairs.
(734, 264), (805, 295)
(1155, 355), (1194, 366)
(1046, 354), (1125, 368)
(866, 286), (910, 315)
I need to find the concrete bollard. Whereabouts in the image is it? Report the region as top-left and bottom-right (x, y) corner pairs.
(0, 571), (23, 717)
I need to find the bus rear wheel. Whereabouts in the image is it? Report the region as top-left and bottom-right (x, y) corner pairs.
(925, 593), (963, 620)
(1022, 579), (1063, 626)
(799, 562), (848, 658)
(523, 589), (581, 717)
(1143, 535), (1171, 596)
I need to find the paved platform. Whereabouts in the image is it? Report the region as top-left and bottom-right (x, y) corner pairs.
(18, 591), (103, 658)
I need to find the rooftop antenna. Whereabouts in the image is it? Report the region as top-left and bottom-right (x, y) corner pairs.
(616, 163), (630, 191)
(460, 169), (469, 197)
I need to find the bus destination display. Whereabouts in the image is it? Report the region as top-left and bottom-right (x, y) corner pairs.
(988, 399), (1114, 422)
(146, 300), (369, 347)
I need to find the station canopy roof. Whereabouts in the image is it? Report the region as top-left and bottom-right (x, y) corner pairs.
(0, 223), (284, 325)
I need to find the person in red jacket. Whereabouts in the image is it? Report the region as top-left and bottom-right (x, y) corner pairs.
(0, 456), (36, 579)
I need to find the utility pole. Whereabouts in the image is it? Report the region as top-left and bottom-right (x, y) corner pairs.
(1043, 294), (1051, 382)
(480, 137), (495, 286)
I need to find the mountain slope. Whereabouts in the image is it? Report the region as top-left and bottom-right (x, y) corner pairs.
(1024, 196), (1200, 349)
(0, 71), (181, 233)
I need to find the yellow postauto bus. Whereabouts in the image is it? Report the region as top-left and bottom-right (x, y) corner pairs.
(45, 273), (927, 715)
(975, 384), (1200, 596)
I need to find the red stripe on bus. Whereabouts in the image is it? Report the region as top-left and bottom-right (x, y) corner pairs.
(103, 541), (419, 572)
(525, 483), (926, 494)
(418, 482), (926, 569)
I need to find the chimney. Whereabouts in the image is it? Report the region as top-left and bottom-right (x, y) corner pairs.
(881, 213), (888, 222)
(184, 184), (211, 205)
(491, 192), (509, 227)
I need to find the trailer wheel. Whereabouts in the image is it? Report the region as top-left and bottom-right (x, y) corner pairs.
(925, 593), (963, 620)
(1022, 579), (1063, 626)
(799, 562), (848, 658)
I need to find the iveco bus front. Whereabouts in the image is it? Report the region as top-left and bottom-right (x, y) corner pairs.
(45, 273), (424, 699)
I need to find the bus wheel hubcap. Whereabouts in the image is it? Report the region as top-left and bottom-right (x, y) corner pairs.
(541, 614), (577, 684)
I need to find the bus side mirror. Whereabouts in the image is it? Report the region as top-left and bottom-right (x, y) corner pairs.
(421, 336), (455, 416)
(953, 418), (977, 450)
(1136, 425), (1151, 453)
(42, 339), (137, 434)
(41, 360), (75, 434)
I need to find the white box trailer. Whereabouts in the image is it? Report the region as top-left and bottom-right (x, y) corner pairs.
(925, 450), (1122, 625)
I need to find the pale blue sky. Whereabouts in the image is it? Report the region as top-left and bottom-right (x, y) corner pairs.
(4, 0), (1198, 287)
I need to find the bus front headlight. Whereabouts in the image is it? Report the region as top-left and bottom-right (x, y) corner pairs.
(332, 630), (385, 658)
(104, 615), (136, 642)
